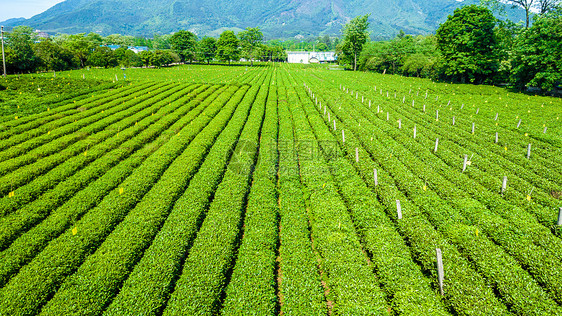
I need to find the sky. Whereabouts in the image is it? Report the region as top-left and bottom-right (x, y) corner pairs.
(0, 0), (65, 23)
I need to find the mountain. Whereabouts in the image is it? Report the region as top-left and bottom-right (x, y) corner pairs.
(1, 0), (526, 39)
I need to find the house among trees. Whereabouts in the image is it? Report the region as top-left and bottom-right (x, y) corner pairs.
(287, 51), (336, 64)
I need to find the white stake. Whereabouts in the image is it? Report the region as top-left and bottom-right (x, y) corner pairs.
(462, 154), (468, 172)
(452, 116), (455, 125)
(501, 176), (507, 194)
(369, 100), (371, 108)
(495, 113), (498, 121)
(328, 112), (331, 122)
(374, 168), (378, 186)
(396, 200), (402, 219)
(471, 123), (475, 134)
(333, 120), (336, 130)
(476, 108), (479, 115)
(425, 91), (428, 99)
(517, 119), (522, 128)
(436, 110), (439, 121)
(398, 119), (402, 129)
(402, 96), (405, 103)
(387, 112), (389, 121)
(434, 138), (439, 152)
(377, 105), (380, 113)
(543, 126), (547, 134)
(495, 132), (498, 144)
(558, 207), (562, 226)
(413, 125), (417, 139)
(436, 248), (444, 296)
(423, 104), (426, 113)
(342, 130), (345, 143)
(527, 144), (531, 159)
(356, 148), (359, 162)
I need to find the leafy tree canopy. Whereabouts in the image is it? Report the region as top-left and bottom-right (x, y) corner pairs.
(436, 5), (499, 84)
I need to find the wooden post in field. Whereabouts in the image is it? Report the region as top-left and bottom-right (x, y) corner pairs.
(501, 176), (507, 194)
(436, 248), (444, 296)
(413, 125), (417, 139)
(527, 144), (531, 159)
(462, 154), (468, 172)
(396, 200), (402, 219)
(434, 138), (439, 152)
(342, 130), (345, 143)
(517, 119), (522, 128)
(495, 132), (498, 144)
(557, 207), (562, 226)
(374, 168), (378, 186)
(356, 148), (359, 162)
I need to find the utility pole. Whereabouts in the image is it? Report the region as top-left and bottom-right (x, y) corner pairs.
(1, 26), (6, 77)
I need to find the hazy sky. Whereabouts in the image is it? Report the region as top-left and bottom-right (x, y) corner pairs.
(0, 0), (65, 23)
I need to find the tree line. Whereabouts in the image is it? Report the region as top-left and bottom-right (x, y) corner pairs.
(2, 26), (287, 73)
(337, 2), (562, 91)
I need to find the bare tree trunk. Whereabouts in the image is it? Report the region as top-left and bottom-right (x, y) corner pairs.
(354, 52), (357, 71)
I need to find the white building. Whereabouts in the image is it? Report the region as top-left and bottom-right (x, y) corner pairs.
(287, 51), (336, 64)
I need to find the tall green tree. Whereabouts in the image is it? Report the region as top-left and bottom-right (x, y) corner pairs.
(339, 14), (370, 71)
(61, 34), (95, 68)
(239, 27), (263, 66)
(216, 30), (240, 65)
(88, 46), (118, 68)
(170, 30), (197, 63)
(33, 40), (76, 71)
(511, 7), (562, 90)
(198, 37), (217, 64)
(5, 26), (39, 73)
(436, 5), (499, 84)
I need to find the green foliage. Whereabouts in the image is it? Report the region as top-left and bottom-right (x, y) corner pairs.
(4, 26), (39, 73)
(360, 34), (438, 78)
(32, 40), (77, 71)
(239, 27), (264, 66)
(216, 30), (240, 64)
(511, 8), (562, 90)
(87, 46), (118, 68)
(170, 30), (198, 62)
(436, 5), (500, 84)
(198, 37), (217, 64)
(339, 15), (370, 71)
